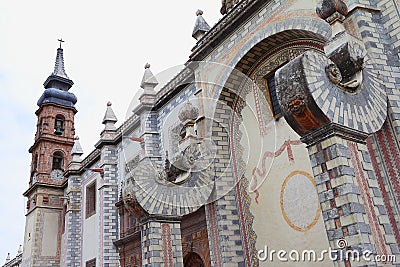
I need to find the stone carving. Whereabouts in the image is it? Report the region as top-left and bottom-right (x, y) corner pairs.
(121, 177), (146, 217)
(288, 96), (324, 133)
(164, 139), (215, 185)
(276, 54), (331, 136)
(168, 123), (184, 157)
(316, 0), (348, 20)
(122, 100), (214, 216)
(165, 152), (187, 183)
(178, 101), (199, 123)
(220, 0), (240, 15)
(278, 68), (308, 114)
(288, 97), (306, 115)
(326, 36), (365, 92)
(326, 63), (342, 85)
(275, 0), (387, 137)
(319, 0), (366, 93)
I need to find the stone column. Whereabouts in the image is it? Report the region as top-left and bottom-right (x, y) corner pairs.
(63, 136), (84, 267)
(205, 98), (250, 267)
(98, 102), (120, 266)
(140, 217), (183, 267)
(64, 172), (82, 267)
(302, 126), (400, 266)
(98, 144), (120, 267)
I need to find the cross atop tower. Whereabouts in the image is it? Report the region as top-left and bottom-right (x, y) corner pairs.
(58, 38), (64, 49)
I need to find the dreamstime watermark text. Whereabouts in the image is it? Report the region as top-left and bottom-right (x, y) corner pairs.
(258, 239), (396, 263)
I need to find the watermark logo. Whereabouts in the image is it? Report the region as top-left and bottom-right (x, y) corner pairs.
(257, 239), (396, 263)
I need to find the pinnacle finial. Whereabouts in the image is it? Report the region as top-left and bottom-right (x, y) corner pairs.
(140, 63), (158, 91)
(192, 9), (211, 41)
(70, 136), (84, 167)
(102, 101), (118, 125)
(43, 42), (74, 90)
(71, 135), (84, 156)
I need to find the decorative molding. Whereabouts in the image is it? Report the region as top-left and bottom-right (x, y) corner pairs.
(279, 170), (321, 232)
(301, 122), (369, 146)
(162, 224), (174, 267)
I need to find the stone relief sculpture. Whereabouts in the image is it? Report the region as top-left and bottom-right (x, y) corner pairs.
(122, 100), (215, 217)
(276, 0), (386, 137)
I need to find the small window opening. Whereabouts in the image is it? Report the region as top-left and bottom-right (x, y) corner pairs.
(54, 115), (65, 136)
(52, 152), (64, 170)
(86, 181), (96, 218)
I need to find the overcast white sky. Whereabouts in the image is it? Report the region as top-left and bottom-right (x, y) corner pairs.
(0, 1), (221, 261)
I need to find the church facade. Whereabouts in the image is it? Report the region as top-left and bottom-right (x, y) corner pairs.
(16, 0), (400, 266)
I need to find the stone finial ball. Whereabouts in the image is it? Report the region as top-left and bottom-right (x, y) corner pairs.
(145, 63), (151, 69)
(107, 101), (112, 106)
(196, 10), (203, 16)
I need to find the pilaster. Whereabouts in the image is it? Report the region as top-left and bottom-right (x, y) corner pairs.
(98, 144), (119, 267)
(304, 127), (400, 266)
(140, 217), (183, 267)
(64, 172), (82, 267)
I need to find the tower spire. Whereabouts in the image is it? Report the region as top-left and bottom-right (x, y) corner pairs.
(52, 46), (69, 79)
(43, 40), (74, 91)
(38, 41), (77, 107)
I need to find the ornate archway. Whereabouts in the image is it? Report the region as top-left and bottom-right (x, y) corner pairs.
(210, 29), (330, 266)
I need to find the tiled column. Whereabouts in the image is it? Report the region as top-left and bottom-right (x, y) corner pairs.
(99, 145), (120, 267)
(205, 96), (251, 267)
(64, 172), (82, 267)
(303, 126), (400, 266)
(140, 217), (183, 267)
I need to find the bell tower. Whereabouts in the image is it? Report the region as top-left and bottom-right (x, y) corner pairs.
(21, 41), (77, 267)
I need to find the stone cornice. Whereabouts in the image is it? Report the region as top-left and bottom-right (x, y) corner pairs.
(301, 123), (369, 146)
(23, 182), (65, 197)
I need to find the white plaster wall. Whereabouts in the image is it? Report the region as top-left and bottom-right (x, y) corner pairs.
(240, 91), (333, 266)
(40, 211), (59, 257)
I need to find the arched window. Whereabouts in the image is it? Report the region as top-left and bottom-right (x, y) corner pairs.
(54, 115), (65, 136)
(52, 152), (64, 170)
